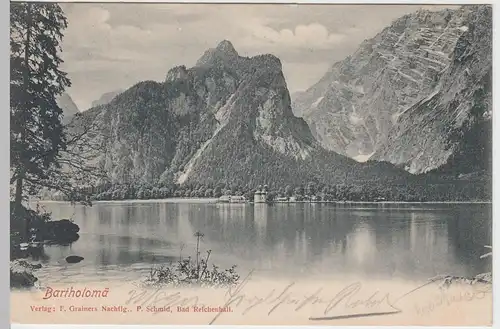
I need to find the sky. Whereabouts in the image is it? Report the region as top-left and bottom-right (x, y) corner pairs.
(59, 3), (457, 111)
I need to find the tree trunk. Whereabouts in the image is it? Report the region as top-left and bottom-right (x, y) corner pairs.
(14, 176), (27, 239)
(14, 4), (31, 213)
(15, 3), (32, 239)
(14, 177), (23, 211)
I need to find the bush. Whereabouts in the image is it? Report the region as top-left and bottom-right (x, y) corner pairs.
(144, 232), (240, 288)
(433, 246), (492, 289)
(10, 203), (80, 260)
(145, 258), (239, 288)
(10, 260), (41, 288)
(10, 269), (38, 288)
(10, 202), (50, 242)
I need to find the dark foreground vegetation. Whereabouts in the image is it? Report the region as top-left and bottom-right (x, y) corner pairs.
(435, 247), (492, 290)
(144, 232), (240, 288)
(10, 3), (94, 288)
(10, 202), (81, 288)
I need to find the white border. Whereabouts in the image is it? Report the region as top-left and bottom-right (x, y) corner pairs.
(5, 1), (499, 329)
(5, 0), (495, 5)
(493, 0), (499, 327)
(7, 0), (497, 3)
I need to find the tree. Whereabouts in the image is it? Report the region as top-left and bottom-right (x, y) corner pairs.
(284, 185), (293, 197)
(10, 3), (70, 210)
(306, 181), (317, 196)
(294, 186), (304, 196)
(266, 191), (277, 203)
(159, 187), (170, 198)
(10, 3), (103, 210)
(244, 190), (253, 200)
(213, 186), (222, 198)
(137, 188), (144, 199)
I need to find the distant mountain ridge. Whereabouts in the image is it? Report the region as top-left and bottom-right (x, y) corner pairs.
(91, 89), (124, 108)
(56, 92), (79, 124)
(74, 40), (408, 188)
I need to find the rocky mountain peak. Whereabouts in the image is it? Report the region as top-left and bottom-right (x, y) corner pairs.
(252, 54), (283, 72)
(215, 40), (238, 57)
(165, 65), (188, 82)
(196, 40), (240, 67)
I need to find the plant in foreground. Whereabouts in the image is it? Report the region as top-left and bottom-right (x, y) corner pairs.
(145, 231), (240, 288)
(433, 245), (492, 289)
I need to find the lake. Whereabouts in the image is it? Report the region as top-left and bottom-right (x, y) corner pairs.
(30, 200), (492, 286)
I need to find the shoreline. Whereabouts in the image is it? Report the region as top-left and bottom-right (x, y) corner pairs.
(33, 198), (492, 205)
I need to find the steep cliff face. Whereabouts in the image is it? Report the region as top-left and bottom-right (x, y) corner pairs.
(177, 53), (324, 186)
(78, 40), (407, 187)
(372, 5), (492, 174)
(56, 92), (79, 124)
(172, 52), (315, 186)
(85, 81), (180, 183)
(170, 47), (406, 187)
(85, 41), (241, 184)
(293, 6), (473, 160)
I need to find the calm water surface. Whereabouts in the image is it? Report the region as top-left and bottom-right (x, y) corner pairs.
(31, 201), (492, 285)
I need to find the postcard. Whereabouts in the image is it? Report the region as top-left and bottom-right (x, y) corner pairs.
(10, 1), (493, 326)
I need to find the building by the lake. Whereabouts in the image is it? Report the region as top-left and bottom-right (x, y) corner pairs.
(218, 195), (231, 203)
(230, 195), (247, 203)
(217, 195), (247, 203)
(254, 185), (268, 203)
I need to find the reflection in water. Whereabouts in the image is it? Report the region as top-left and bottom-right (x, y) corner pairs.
(348, 222), (376, 266)
(33, 201), (492, 283)
(253, 204), (267, 239)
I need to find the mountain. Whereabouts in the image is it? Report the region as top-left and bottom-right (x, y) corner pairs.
(91, 89), (124, 108)
(56, 92), (79, 124)
(372, 5), (492, 175)
(292, 6), (474, 162)
(76, 40), (407, 188)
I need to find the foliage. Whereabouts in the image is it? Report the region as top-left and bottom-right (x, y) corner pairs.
(433, 246), (492, 289)
(57, 109), (107, 203)
(10, 3), (101, 206)
(10, 201), (80, 261)
(144, 231), (240, 288)
(10, 259), (43, 288)
(81, 172), (491, 202)
(10, 3), (70, 207)
(10, 202), (50, 242)
(10, 267), (38, 288)
(146, 259), (240, 288)
(433, 272), (492, 290)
